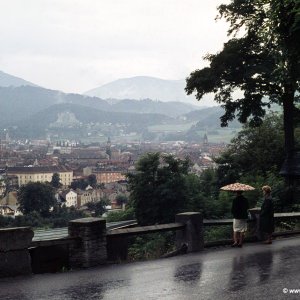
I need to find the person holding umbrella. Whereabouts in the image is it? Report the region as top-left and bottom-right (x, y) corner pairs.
(221, 183), (253, 248)
(231, 191), (249, 247)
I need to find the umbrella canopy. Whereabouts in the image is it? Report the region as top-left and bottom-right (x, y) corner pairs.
(220, 182), (255, 192)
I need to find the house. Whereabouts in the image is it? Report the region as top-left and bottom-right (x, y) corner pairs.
(60, 190), (77, 208)
(93, 170), (126, 184)
(0, 205), (22, 217)
(0, 191), (18, 206)
(77, 187), (103, 207)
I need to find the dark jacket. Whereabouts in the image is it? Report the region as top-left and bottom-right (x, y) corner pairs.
(231, 195), (249, 219)
(259, 196), (274, 234)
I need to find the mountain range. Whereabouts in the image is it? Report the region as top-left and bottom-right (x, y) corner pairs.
(0, 70), (235, 141)
(84, 76), (215, 106)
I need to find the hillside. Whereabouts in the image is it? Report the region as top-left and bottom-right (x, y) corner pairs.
(85, 76), (215, 106)
(0, 86), (200, 127)
(107, 99), (199, 117)
(0, 70), (37, 88)
(182, 106), (241, 128)
(10, 103), (172, 138)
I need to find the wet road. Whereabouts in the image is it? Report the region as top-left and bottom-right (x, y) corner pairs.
(1, 237), (300, 300)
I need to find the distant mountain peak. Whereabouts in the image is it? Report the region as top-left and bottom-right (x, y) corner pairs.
(84, 76), (198, 104)
(0, 70), (38, 88)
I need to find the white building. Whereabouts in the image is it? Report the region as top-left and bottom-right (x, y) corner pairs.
(64, 190), (77, 208)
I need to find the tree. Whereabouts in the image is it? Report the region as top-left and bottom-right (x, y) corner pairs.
(70, 178), (88, 190)
(115, 193), (128, 207)
(87, 174), (97, 188)
(186, 0), (300, 158)
(86, 198), (109, 217)
(18, 182), (56, 217)
(214, 114), (298, 210)
(50, 173), (62, 189)
(215, 114), (285, 186)
(127, 153), (190, 225)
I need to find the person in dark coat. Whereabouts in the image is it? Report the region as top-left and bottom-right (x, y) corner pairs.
(259, 185), (274, 244)
(231, 191), (249, 247)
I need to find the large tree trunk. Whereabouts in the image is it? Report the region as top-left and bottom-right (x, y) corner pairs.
(281, 86), (296, 203)
(282, 88), (295, 158)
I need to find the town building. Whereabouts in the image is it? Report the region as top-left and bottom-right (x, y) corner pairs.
(93, 170), (126, 184)
(6, 166), (73, 187)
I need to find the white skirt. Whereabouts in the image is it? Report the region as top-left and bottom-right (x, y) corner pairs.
(233, 219), (247, 233)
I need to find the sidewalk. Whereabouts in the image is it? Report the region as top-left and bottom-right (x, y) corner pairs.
(0, 236), (299, 300)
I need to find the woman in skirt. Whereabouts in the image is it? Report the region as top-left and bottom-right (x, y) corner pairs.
(231, 191), (249, 247)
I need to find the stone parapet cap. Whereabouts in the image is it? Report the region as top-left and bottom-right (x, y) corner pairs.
(69, 217), (106, 224)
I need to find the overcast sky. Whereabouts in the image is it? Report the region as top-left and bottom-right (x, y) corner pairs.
(0, 0), (229, 94)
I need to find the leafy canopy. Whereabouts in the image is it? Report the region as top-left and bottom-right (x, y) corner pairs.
(18, 182), (56, 217)
(127, 153), (190, 225)
(186, 0), (300, 128)
(50, 173), (62, 189)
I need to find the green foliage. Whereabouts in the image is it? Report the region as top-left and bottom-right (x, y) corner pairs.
(0, 206), (86, 229)
(186, 0), (300, 155)
(214, 114), (297, 212)
(204, 225), (232, 242)
(128, 232), (175, 261)
(115, 193), (128, 206)
(215, 114), (285, 186)
(86, 198), (109, 217)
(106, 207), (135, 223)
(17, 182), (56, 217)
(50, 173), (62, 189)
(70, 178), (88, 190)
(70, 174), (98, 190)
(87, 174), (97, 188)
(127, 153), (190, 225)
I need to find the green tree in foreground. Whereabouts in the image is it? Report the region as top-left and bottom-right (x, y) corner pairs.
(127, 153), (190, 225)
(215, 114), (299, 211)
(215, 114), (285, 186)
(18, 182), (56, 217)
(186, 0), (300, 157)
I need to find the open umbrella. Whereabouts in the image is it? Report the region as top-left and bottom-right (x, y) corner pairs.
(220, 182), (255, 191)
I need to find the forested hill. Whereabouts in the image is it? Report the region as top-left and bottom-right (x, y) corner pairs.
(0, 86), (199, 126)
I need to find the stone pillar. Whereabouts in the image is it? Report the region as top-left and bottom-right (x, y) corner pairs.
(0, 227), (34, 278)
(175, 212), (203, 252)
(68, 217), (107, 268)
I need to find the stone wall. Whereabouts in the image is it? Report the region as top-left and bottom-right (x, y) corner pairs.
(175, 212), (204, 252)
(0, 227), (33, 277)
(68, 217), (107, 268)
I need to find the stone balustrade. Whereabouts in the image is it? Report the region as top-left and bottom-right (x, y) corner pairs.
(0, 211), (299, 278)
(0, 227), (34, 278)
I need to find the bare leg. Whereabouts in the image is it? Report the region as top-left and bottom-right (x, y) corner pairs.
(265, 234), (272, 244)
(238, 233), (244, 246)
(232, 231), (238, 246)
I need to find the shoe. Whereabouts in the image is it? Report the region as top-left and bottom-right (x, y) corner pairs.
(231, 243), (238, 247)
(237, 244), (243, 248)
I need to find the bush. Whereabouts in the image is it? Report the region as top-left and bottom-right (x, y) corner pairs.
(106, 207), (135, 223)
(127, 232), (175, 261)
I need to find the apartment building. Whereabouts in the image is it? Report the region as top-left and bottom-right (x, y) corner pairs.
(6, 166), (73, 187)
